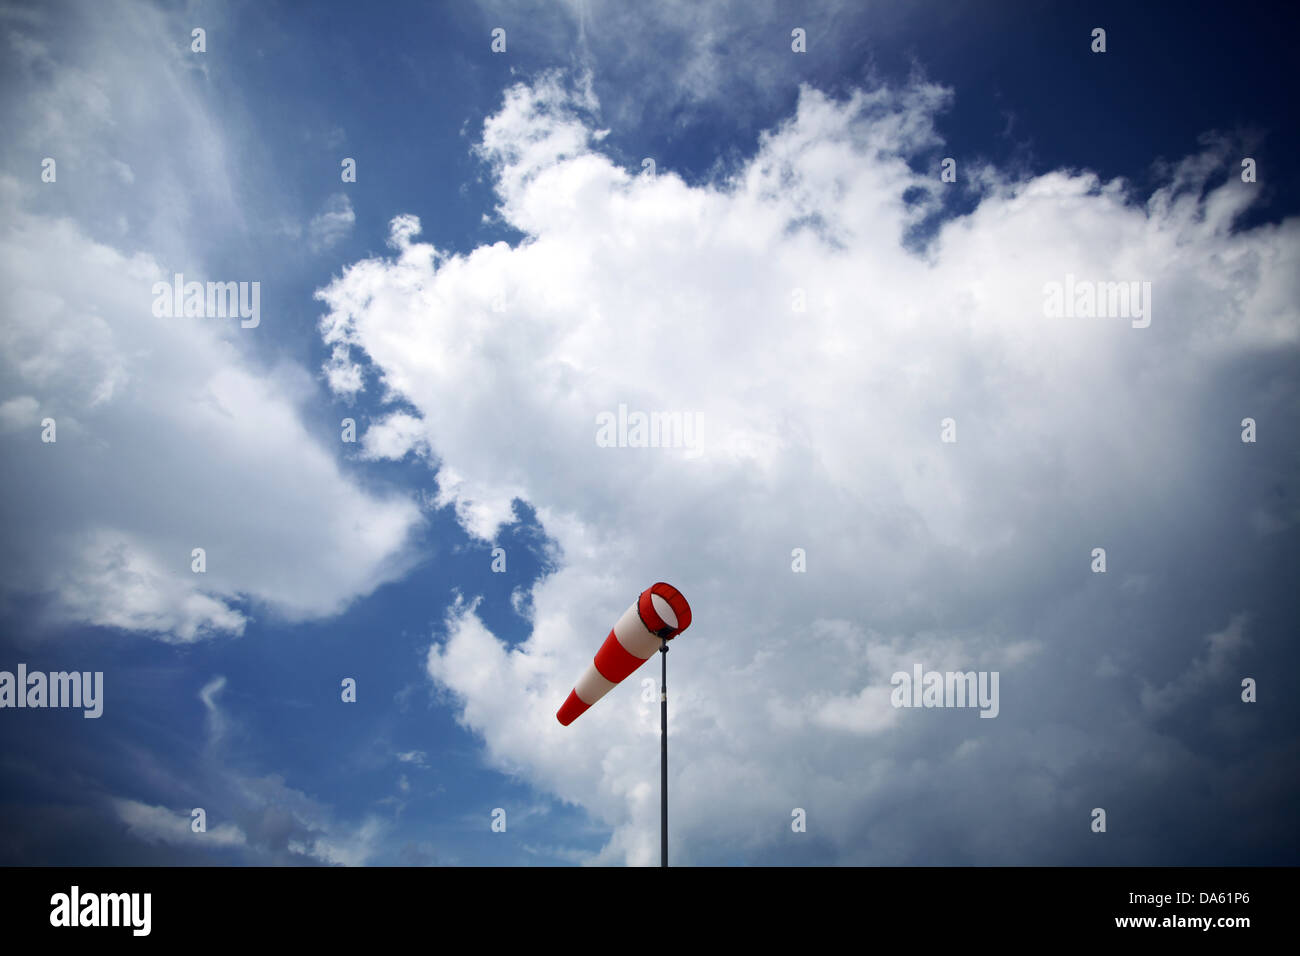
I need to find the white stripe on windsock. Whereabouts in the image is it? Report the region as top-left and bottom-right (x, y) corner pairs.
(574, 664), (617, 704)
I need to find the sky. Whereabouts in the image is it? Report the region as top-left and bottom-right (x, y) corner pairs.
(0, 0), (1297, 866)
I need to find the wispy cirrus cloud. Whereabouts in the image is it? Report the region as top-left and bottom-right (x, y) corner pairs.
(308, 193), (356, 253)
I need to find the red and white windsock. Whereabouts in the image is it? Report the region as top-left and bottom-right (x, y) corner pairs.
(556, 582), (692, 726)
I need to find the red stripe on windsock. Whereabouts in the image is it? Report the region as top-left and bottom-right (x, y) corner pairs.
(593, 629), (649, 683)
(556, 689), (590, 726)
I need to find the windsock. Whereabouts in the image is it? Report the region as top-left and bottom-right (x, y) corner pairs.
(556, 582), (692, 726)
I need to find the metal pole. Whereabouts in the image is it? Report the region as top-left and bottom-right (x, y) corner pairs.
(660, 637), (668, 867)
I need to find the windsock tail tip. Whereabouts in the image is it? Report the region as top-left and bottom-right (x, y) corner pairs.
(556, 689), (590, 726)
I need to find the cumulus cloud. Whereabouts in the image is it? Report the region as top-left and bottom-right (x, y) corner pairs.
(314, 72), (1300, 868)
(314, 71), (1299, 863)
(0, 192), (425, 639)
(361, 411), (430, 461)
(0, 4), (424, 641)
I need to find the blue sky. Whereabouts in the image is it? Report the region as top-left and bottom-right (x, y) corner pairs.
(1, 0), (1297, 866)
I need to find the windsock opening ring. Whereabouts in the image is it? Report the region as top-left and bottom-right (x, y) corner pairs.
(638, 582), (692, 640)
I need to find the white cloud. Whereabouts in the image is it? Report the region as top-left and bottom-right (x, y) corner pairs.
(2, 1), (245, 262)
(199, 675), (230, 742)
(112, 799), (248, 848)
(0, 3), (425, 641)
(0, 194), (424, 639)
(315, 71), (1298, 863)
(308, 193), (356, 253)
(288, 816), (387, 867)
(0, 90), (413, 643)
(474, 0), (836, 130)
(108, 672), (393, 865)
(361, 411), (430, 461)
